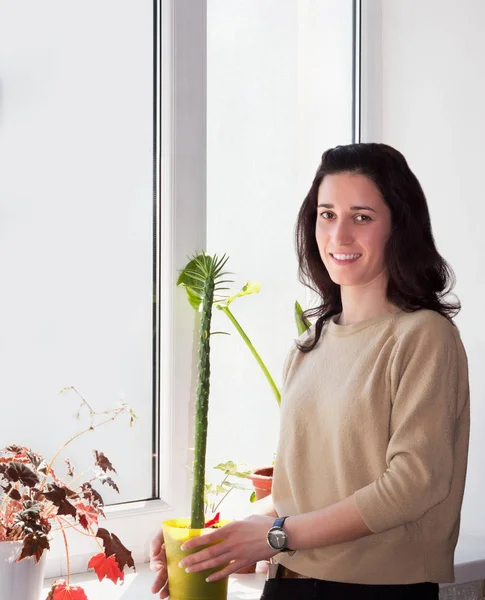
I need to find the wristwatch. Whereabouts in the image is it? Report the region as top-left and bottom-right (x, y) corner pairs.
(267, 516), (294, 553)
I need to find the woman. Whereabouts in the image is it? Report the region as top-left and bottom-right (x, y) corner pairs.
(151, 143), (470, 600)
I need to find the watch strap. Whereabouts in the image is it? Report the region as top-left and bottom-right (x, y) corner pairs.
(273, 516), (288, 529)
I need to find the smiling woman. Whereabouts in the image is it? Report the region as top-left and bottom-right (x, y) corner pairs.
(152, 143), (469, 600)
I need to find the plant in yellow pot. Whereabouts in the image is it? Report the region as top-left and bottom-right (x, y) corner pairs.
(162, 253), (232, 600)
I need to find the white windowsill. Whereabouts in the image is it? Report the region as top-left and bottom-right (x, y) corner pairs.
(42, 563), (266, 599)
(42, 533), (485, 599)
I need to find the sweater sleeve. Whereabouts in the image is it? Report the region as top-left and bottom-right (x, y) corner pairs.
(353, 320), (469, 534)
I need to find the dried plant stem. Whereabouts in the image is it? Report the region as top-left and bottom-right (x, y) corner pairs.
(40, 409), (124, 491)
(88, 524), (104, 552)
(67, 467), (94, 488)
(54, 517), (103, 551)
(58, 518), (70, 584)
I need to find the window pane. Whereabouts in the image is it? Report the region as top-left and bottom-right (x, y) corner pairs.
(206, 0), (353, 513)
(0, 0), (156, 503)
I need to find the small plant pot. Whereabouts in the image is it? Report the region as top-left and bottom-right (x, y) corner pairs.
(163, 518), (230, 600)
(247, 466), (273, 500)
(0, 540), (47, 600)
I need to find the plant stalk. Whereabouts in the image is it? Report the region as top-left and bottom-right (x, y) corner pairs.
(191, 276), (215, 529)
(58, 518), (70, 584)
(221, 306), (281, 406)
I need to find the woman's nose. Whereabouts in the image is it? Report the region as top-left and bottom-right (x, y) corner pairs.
(331, 221), (354, 245)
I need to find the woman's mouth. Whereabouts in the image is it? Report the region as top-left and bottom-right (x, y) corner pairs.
(330, 253), (362, 265)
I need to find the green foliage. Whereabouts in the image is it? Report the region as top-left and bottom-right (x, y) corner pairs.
(294, 300), (312, 336)
(204, 461), (251, 515)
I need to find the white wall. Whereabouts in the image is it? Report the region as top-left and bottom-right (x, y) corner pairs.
(362, 0), (485, 537)
(205, 0), (353, 514)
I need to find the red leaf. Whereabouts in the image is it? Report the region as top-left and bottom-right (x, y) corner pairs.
(78, 514), (88, 530)
(47, 579), (88, 600)
(0, 462), (39, 487)
(64, 458), (75, 477)
(43, 484), (78, 517)
(95, 528), (135, 572)
(88, 552), (124, 584)
(75, 502), (98, 529)
(93, 450), (116, 474)
(17, 532), (50, 562)
(98, 475), (120, 493)
(204, 512), (220, 528)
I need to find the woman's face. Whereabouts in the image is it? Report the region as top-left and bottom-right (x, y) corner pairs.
(315, 172), (392, 288)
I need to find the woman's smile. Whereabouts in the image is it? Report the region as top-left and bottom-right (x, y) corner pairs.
(329, 253), (362, 265)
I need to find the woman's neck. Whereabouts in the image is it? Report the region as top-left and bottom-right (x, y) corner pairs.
(338, 275), (396, 326)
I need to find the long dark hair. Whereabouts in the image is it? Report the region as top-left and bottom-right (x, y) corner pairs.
(296, 143), (460, 352)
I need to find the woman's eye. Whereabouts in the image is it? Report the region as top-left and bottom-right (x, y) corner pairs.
(320, 211), (335, 219)
(355, 214), (372, 223)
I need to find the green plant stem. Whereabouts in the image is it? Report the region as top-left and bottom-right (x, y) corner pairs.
(213, 487), (233, 514)
(221, 306), (281, 406)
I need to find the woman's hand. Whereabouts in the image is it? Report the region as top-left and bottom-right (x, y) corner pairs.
(150, 529), (169, 598)
(178, 515), (279, 582)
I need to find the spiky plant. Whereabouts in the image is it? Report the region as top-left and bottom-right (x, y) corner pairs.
(177, 253), (231, 529)
(177, 253), (311, 527)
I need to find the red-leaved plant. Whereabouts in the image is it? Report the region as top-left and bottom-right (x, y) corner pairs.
(0, 387), (137, 599)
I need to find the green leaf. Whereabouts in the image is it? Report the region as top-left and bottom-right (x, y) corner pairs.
(177, 253), (233, 312)
(216, 281), (261, 310)
(213, 460), (236, 473)
(224, 481), (250, 491)
(186, 286), (203, 310)
(294, 300), (311, 335)
(213, 460), (250, 478)
(249, 491), (257, 503)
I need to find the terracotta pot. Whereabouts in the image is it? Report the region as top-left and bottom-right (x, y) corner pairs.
(235, 562), (257, 574)
(162, 518), (230, 600)
(0, 540), (47, 600)
(246, 466), (273, 500)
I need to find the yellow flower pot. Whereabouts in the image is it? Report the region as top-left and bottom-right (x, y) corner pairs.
(162, 518), (230, 600)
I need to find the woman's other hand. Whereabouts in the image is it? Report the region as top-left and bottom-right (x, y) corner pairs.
(150, 529), (169, 598)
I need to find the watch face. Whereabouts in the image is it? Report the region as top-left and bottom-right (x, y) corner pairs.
(268, 527), (287, 550)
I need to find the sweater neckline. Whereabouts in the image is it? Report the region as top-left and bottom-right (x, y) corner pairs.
(327, 308), (403, 336)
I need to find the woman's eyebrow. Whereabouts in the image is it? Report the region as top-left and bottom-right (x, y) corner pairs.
(317, 203), (377, 213)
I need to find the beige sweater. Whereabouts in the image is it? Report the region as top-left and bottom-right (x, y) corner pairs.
(273, 308), (470, 584)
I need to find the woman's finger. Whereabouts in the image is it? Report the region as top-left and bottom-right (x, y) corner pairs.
(150, 529), (165, 559)
(183, 550), (234, 574)
(206, 560), (244, 583)
(179, 539), (229, 570)
(181, 526), (225, 552)
(158, 579), (170, 599)
(150, 542), (167, 571)
(150, 563), (168, 594)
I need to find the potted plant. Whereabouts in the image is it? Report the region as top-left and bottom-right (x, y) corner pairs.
(0, 386), (136, 600)
(162, 253), (233, 600)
